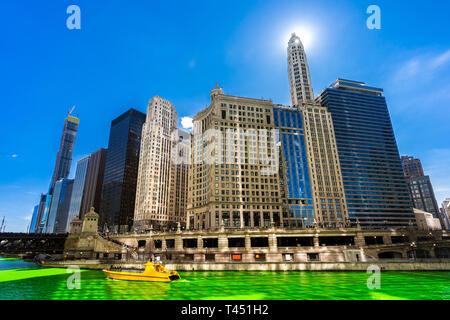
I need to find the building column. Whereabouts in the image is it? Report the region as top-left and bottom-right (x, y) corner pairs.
(175, 235), (183, 251)
(245, 234), (251, 250)
(240, 211), (244, 229)
(354, 232), (366, 246)
(197, 235), (203, 250)
(269, 232), (277, 252)
(218, 234), (228, 250)
(161, 237), (167, 251)
(313, 235), (320, 247)
(382, 234), (392, 245)
(429, 247), (436, 258)
(121, 248), (128, 261)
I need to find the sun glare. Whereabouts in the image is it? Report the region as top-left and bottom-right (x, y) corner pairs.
(284, 26), (315, 50)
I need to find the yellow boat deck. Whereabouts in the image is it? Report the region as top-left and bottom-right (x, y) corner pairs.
(103, 261), (180, 282)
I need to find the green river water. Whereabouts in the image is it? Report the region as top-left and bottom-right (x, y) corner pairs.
(0, 257), (449, 300)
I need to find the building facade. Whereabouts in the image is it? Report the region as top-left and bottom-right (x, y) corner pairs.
(48, 115), (80, 194)
(133, 97), (182, 231)
(414, 208), (442, 231)
(401, 155), (440, 222)
(316, 79), (415, 228)
(99, 108), (146, 233)
(273, 106), (314, 228)
(168, 129), (191, 228)
(29, 205), (39, 233)
(301, 103), (349, 228)
(66, 156), (90, 232)
(80, 148), (107, 218)
(187, 84), (283, 230)
(440, 199), (450, 230)
(287, 33), (349, 228)
(401, 155), (425, 178)
(406, 176), (440, 217)
(34, 113), (79, 233)
(46, 178), (74, 233)
(287, 33), (314, 105)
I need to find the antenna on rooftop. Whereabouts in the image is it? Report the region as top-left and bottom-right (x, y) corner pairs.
(68, 105), (76, 116)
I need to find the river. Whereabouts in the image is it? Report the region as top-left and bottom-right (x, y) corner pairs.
(0, 257), (449, 300)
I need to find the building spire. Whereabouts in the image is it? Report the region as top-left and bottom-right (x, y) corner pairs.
(287, 32), (313, 106)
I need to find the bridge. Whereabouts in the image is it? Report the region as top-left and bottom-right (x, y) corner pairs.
(0, 233), (68, 256)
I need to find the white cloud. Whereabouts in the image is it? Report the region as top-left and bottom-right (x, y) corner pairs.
(23, 215), (31, 221)
(181, 116), (193, 129)
(392, 49), (450, 85)
(11, 154), (18, 158)
(431, 49), (450, 68)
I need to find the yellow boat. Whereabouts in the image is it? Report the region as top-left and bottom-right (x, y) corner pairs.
(103, 261), (180, 282)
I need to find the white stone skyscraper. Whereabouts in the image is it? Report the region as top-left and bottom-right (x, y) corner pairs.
(287, 33), (314, 106)
(134, 96), (188, 230)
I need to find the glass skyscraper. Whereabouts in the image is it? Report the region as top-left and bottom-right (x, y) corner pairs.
(46, 178), (74, 233)
(273, 106), (314, 227)
(28, 205), (39, 233)
(34, 114), (79, 233)
(49, 115), (79, 194)
(100, 108), (146, 233)
(316, 79), (415, 229)
(66, 156), (90, 232)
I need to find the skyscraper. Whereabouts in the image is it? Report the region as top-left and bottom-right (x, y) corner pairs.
(287, 33), (349, 228)
(34, 112), (79, 233)
(49, 114), (80, 194)
(287, 33), (314, 105)
(316, 79), (415, 228)
(28, 205), (39, 233)
(168, 129), (191, 228)
(440, 199), (450, 230)
(99, 108), (146, 233)
(134, 97), (178, 231)
(33, 194), (47, 233)
(401, 155), (440, 221)
(187, 84), (283, 230)
(133, 97), (191, 231)
(80, 148), (107, 218)
(401, 155), (425, 178)
(273, 106), (314, 228)
(66, 156), (90, 231)
(45, 178), (74, 233)
(54, 180), (74, 234)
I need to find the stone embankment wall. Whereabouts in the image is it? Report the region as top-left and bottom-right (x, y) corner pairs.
(40, 260), (450, 271)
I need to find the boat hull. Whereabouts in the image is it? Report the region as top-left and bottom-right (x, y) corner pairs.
(103, 270), (180, 282)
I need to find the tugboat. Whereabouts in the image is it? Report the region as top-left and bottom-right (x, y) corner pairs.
(103, 261), (180, 282)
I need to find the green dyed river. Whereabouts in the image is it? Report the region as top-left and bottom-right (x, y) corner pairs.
(0, 257), (449, 300)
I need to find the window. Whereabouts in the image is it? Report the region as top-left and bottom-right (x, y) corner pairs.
(251, 237), (269, 247)
(205, 254), (215, 261)
(153, 240), (162, 249)
(228, 237), (245, 247)
(307, 253), (319, 261)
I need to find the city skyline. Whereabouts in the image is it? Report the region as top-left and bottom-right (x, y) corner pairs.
(1, 1), (450, 232)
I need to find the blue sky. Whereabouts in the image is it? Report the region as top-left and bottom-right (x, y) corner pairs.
(1, 0), (449, 232)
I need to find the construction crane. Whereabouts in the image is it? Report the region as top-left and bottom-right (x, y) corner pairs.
(68, 105), (76, 116)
